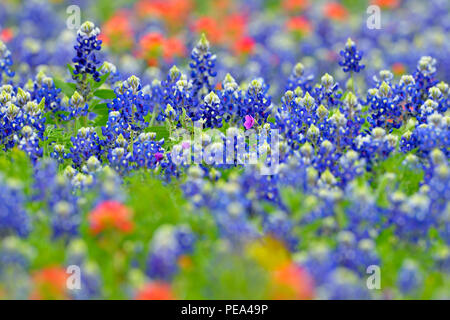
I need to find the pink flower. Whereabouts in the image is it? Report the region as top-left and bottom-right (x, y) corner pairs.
(181, 141), (190, 149)
(244, 115), (255, 130)
(155, 152), (164, 162)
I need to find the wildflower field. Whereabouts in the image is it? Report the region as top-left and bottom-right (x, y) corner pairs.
(0, 0), (449, 300)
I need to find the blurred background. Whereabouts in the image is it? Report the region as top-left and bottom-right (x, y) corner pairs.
(1, 0), (449, 97)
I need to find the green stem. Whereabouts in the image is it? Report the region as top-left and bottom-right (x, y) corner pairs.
(351, 71), (356, 94)
(149, 106), (157, 127)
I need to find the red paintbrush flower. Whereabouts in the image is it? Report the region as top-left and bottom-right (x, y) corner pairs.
(286, 16), (313, 37)
(135, 282), (175, 300)
(89, 201), (134, 235)
(282, 0), (310, 12)
(371, 0), (400, 9)
(323, 2), (349, 22)
(0, 28), (13, 43)
(271, 263), (315, 300)
(31, 266), (68, 300)
(233, 36), (256, 56)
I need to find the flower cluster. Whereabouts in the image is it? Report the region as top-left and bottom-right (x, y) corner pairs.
(72, 21), (103, 82)
(0, 0), (449, 300)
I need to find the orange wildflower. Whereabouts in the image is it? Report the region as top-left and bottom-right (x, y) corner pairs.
(89, 201), (134, 235)
(371, 0), (400, 9)
(100, 10), (134, 52)
(271, 263), (315, 300)
(286, 16), (313, 37)
(233, 36), (256, 56)
(0, 28), (13, 43)
(392, 62), (406, 76)
(192, 16), (223, 44)
(323, 2), (349, 22)
(31, 266), (68, 300)
(282, 0), (310, 12)
(135, 282), (175, 300)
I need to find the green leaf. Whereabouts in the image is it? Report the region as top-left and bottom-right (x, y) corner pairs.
(93, 89), (116, 100)
(92, 73), (110, 91)
(53, 78), (76, 97)
(144, 126), (170, 143)
(91, 102), (108, 114)
(94, 114), (109, 127)
(67, 63), (76, 77)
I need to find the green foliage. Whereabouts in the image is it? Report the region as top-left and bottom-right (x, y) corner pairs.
(53, 77), (76, 97)
(173, 241), (269, 299)
(93, 89), (116, 100)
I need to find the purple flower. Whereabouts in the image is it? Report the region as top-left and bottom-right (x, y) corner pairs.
(244, 115), (255, 130)
(155, 152), (164, 162)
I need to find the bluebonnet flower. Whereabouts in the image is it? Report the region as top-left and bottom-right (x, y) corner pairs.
(68, 127), (103, 169)
(297, 244), (336, 287)
(66, 91), (89, 120)
(0, 237), (32, 299)
(413, 56), (438, 103)
(373, 70), (394, 85)
(367, 82), (402, 130)
(339, 38), (365, 73)
(0, 40), (14, 83)
(262, 211), (298, 251)
(286, 62), (314, 94)
(200, 91), (223, 128)
(240, 165), (283, 207)
(313, 73), (342, 109)
(242, 78), (272, 122)
(426, 164), (450, 223)
(72, 21), (102, 82)
(336, 150), (365, 188)
(427, 85), (448, 114)
(189, 34), (217, 99)
(354, 127), (396, 170)
(107, 147), (133, 175)
(387, 191), (434, 243)
(132, 132), (165, 170)
(154, 66), (186, 123)
(220, 73), (245, 122)
(277, 154), (309, 191)
(312, 140), (340, 175)
(334, 232), (379, 275)
(397, 260), (423, 296)
(0, 102), (24, 150)
(18, 0), (61, 40)
(32, 158), (58, 201)
(146, 225), (195, 280)
(0, 176), (31, 238)
(48, 175), (81, 239)
(14, 125), (43, 164)
(402, 113), (449, 158)
(31, 72), (64, 119)
(394, 74), (418, 118)
(50, 144), (68, 164)
(101, 111), (130, 149)
(317, 268), (372, 299)
(99, 61), (121, 85)
(66, 240), (102, 299)
(159, 152), (181, 181)
(31, 159), (82, 239)
(108, 76), (151, 132)
(339, 92), (365, 141)
(90, 166), (126, 206)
